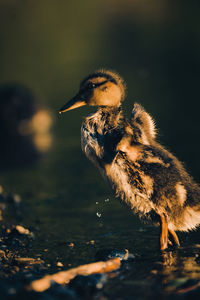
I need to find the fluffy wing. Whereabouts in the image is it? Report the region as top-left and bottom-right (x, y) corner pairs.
(130, 103), (157, 144)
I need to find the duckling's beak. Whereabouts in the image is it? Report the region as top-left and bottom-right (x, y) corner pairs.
(59, 94), (86, 114)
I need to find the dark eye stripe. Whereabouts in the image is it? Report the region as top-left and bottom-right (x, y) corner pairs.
(86, 80), (109, 90)
(94, 80), (108, 88)
(81, 73), (117, 87)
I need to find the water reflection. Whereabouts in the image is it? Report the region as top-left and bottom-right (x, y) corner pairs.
(160, 247), (200, 295)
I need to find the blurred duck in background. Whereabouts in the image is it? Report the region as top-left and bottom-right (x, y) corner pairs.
(59, 69), (200, 251)
(0, 84), (52, 168)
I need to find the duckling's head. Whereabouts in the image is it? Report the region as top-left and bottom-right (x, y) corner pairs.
(59, 69), (126, 113)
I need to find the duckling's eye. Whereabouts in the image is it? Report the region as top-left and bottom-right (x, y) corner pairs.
(87, 82), (96, 89)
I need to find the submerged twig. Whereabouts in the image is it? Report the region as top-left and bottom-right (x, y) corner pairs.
(176, 282), (200, 294)
(27, 257), (122, 292)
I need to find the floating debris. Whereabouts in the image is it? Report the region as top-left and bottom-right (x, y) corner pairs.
(150, 269), (158, 275)
(68, 242), (74, 247)
(14, 257), (44, 265)
(105, 198), (109, 202)
(57, 262), (64, 267)
(96, 212), (101, 218)
(95, 201), (99, 205)
(95, 249), (134, 261)
(15, 225), (30, 235)
(86, 240), (95, 245)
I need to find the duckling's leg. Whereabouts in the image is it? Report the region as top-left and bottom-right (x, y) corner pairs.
(168, 229), (180, 247)
(159, 214), (168, 251)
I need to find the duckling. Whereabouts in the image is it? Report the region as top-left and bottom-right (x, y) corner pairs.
(59, 69), (200, 250)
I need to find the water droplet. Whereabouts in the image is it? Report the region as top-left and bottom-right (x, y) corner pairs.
(96, 201), (99, 205)
(96, 212), (101, 218)
(57, 261), (64, 267)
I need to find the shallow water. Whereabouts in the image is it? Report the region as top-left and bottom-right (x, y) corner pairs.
(1, 122), (200, 299)
(0, 2), (200, 298)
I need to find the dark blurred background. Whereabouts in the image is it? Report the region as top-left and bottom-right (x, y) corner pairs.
(0, 0), (200, 270)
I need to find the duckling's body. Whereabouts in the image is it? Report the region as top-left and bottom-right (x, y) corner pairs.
(60, 70), (200, 250)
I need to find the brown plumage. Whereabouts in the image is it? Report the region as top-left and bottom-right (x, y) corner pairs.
(59, 69), (200, 250)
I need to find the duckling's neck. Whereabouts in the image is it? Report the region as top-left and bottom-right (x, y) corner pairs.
(81, 105), (124, 165)
(93, 105), (123, 133)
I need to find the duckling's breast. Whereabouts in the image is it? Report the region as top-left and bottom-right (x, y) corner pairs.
(81, 115), (155, 217)
(81, 111), (122, 166)
(81, 115), (105, 165)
